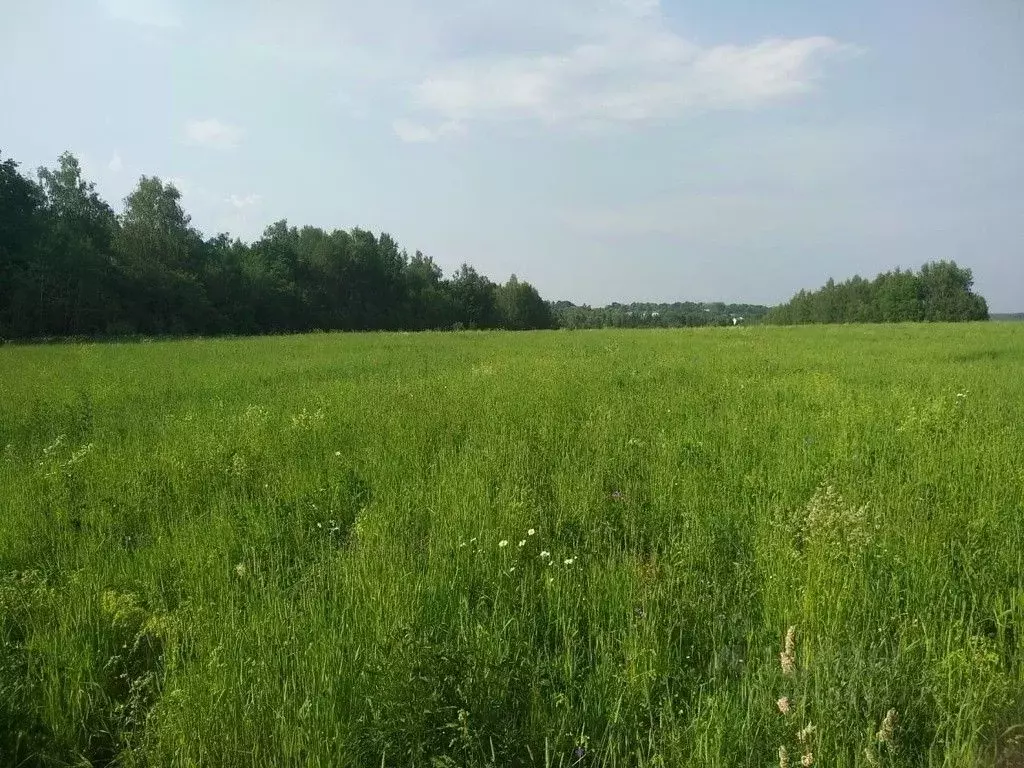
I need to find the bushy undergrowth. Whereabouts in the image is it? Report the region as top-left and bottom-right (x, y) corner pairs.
(1, 324), (1022, 766)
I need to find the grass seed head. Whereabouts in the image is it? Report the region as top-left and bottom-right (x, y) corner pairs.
(876, 709), (897, 745)
(780, 626), (798, 676)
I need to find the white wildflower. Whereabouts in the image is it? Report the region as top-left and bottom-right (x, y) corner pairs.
(563, 557), (576, 565)
(499, 540), (509, 548)
(518, 540), (526, 547)
(527, 528), (536, 536)
(540, 550), (551, 560)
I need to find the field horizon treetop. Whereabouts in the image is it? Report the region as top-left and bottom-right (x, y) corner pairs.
(1, 148), (994, 341)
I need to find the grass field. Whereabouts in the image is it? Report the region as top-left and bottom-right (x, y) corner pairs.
(2, 324), (1023, 767)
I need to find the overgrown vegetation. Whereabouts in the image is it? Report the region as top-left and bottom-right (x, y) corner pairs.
(1, 324), (1022, 766)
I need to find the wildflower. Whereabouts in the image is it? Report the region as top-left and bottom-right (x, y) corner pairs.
(540, 550), (551, 560)
(864, 747), (879, 766)
(777, 697), (791, 715)
(499, 540), (509, 548)
(334, 450), (341, 456)
(234, 562), (247, 578)
(563, 557), (576, 565)
(610, 490), (624, 502)
(780, 626), (797, 677)
(518, 540), (526, 547)
(956, 392), (966, 398)
(779, 745), (790, 768)
(801, 753), (814, 767)
(876, 709), (897, 745)
(527, 528), (536, 536)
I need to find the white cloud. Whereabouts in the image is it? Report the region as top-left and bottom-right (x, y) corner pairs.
(403, 34), (850, 135)
(392, 119), (465, 143)
(385, 0), (855, 137)
(99, 0), (181, 28)
(226, 193), (263, 209)
(234, 1), (856, 139)
(108, 151), (124, 173)
(183, 118), (243, 149)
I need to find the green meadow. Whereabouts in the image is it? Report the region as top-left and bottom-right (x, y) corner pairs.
(1, 324), (1022, 767)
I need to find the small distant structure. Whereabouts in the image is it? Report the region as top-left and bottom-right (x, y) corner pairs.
(732, 316), (745, 326)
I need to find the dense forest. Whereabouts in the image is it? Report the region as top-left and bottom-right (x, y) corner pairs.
(0, 150), (555, 339)
(764, 263), (989, 325)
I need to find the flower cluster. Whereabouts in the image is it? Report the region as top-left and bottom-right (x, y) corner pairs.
(802, 483), (872, 555)
(462, 527), (581, 577)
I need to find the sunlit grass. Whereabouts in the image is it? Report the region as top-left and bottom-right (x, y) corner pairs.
(1, 324), (1022, 767)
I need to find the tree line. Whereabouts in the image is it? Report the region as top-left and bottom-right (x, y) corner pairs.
(1, 149), (993, 340)
(764, 262), (989, 325)
(0, 150), (555, 339)
(552, 301), (769, 329)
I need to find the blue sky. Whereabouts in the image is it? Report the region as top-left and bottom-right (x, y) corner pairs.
(2, 0), (1021, 310)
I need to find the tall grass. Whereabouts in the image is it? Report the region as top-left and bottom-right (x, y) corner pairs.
(1, 324), (1022, 767)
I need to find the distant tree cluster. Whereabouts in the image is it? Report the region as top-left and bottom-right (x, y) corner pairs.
(765, 263), (989, 325)
(0, 150), (555, 339)
(552, 301), (770, 329)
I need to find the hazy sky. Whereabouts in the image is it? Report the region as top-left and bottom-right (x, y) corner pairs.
(2, 0), (1022, 310)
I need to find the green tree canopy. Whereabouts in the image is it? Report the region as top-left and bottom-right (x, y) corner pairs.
(0, 149), (560, 339)
(765, 261), (988, 325)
